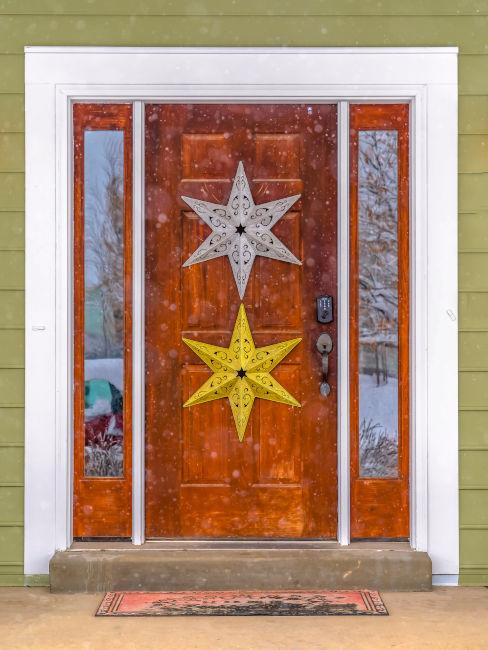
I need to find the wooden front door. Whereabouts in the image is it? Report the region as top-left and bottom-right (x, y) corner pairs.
(145, 104), (337, 539)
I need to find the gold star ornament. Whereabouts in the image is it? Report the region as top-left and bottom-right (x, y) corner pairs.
(183, 304), (301, 441)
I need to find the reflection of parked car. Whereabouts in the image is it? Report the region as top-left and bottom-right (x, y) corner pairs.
(84, 378), (123, 448)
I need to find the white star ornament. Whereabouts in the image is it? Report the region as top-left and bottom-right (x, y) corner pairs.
(181, 161), (302, 299)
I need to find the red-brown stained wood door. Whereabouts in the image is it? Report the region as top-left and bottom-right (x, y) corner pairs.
(145, 104), (337, 538)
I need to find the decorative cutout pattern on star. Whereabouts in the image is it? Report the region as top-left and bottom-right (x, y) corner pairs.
(183, 304), (301, 441)
(181, 161), (302, 299)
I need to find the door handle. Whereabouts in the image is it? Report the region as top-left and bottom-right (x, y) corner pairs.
(316, 333), (333, 397)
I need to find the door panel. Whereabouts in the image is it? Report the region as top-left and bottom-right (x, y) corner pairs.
(145, 104), (337, 539)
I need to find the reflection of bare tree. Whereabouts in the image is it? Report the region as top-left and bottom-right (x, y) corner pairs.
(85, 442), (123, 477)
(360, 418), (398, 478)
(85, 136), (124, 359)
(358, 131), (398, 385)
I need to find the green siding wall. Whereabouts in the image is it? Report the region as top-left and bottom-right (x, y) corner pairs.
(0, 0), (486, 585)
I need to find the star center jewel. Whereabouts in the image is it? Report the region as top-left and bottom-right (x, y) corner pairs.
(183, 304), (302, 441)
(181, 161), (302, 299)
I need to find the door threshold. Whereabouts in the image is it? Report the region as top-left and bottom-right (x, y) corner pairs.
(70, 539), (411, 551)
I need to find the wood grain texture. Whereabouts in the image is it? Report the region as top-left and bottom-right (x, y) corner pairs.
(145, 103), (337, 539)
(73, 103), (133, 538)
(349, 104), (410, 539)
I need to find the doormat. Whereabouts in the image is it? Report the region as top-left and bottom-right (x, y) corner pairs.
(96, 590), (388, 617)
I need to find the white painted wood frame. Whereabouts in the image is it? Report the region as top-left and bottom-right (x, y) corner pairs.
(24, 47), (458, 582)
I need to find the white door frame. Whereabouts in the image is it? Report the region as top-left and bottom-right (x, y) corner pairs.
(24, 47), (458, 583)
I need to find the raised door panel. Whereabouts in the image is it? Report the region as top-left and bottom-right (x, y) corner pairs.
(256, 366), (302, 484)
(181, 212), (232, 331)
(253, 212), (302, 331)
(182, 367), (231, 484)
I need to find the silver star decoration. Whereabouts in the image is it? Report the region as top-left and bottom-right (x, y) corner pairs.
(181, 161), (302, 299)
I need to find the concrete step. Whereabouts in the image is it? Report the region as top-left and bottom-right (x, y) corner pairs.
(50, 543), (432, 592)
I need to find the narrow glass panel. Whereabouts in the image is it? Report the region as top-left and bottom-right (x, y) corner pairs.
(83, 130), (125, 477)
(358, 130), (399, 478)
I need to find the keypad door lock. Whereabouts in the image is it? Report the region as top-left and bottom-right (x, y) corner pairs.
(316, 295), (333, 324)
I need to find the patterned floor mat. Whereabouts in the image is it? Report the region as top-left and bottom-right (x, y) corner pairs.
(96, 589), (389, 616)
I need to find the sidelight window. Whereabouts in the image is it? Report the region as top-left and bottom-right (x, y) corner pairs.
(349, 104), (410, 539)
(73, 104), (133, 538)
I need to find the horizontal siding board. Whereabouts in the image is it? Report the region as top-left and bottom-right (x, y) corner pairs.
(0, 563), (22, 573)
(0, 576), (23, 587)
(459, 173), (488, 212)
(0, 446), (23, 483)
(0, 561), (22, 571)
(460, 372), (488, 410)
(460, 332), (488, 369)
(0, 486), (22, 523)
(0, 291), (23, 328)
(0, 330), (23, 367)
(0, 133), (23, 172)
(460, 529), (488, 566)
(0, 212), (23, 250)
(459, 135), (488, 174)
(0, 251), (24, 289)
(460, 56), (488, 95)
(460, 252), (488, 291)
(460, 572), (488, 585)
(0, 407), (23, 444)
(460, 490), (488, 525)
(0, 17), (487, 53)
(0, 369), (23, 406)
(0, 525), (22, 563)
(460, 411), (488, 447)
(459, 212), (488, 250)
(0, 173), (24, 210)
(459, 97), (488, 134)
(459, 293), (488, 330)
(0, 55), (23, 93)
(1, 0), (488, 15)
(460, 449), (488, 486)
(0, 94), (23, 132)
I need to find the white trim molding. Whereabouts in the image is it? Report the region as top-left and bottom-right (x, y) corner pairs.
(25, 47), (458, 579)
(337, 100), (350, 546)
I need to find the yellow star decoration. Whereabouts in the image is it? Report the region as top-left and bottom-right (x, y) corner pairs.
(183, 304), (301, 441)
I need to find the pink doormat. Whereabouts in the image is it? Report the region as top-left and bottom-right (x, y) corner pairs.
(96, 590), (388, 617)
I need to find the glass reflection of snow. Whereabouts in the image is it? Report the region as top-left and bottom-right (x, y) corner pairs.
(83, 131), (124, 477)
(358, 130), (399, 478)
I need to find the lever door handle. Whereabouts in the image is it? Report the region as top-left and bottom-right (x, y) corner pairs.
(316, 333), (333, 397)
